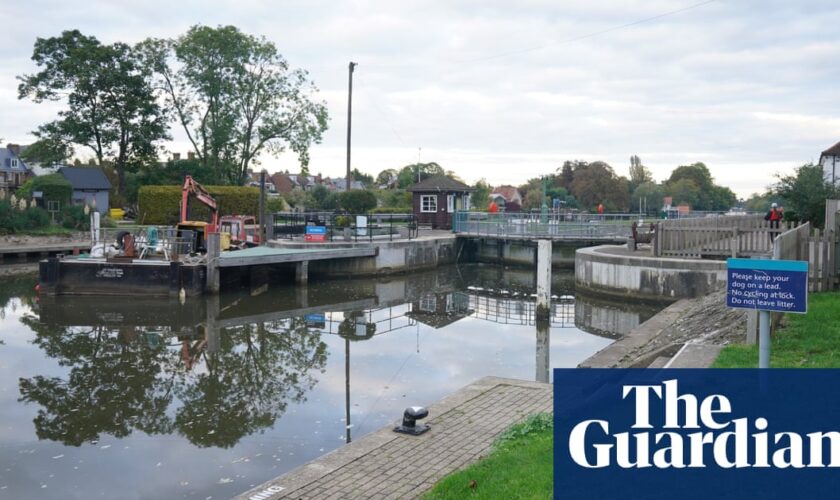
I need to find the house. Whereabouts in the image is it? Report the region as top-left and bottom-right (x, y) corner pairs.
(489, 185), (522, 212)
(820, 140), (840, 184)
(407, 176), (474, 229)
(323, 177), (364, 192)
(58, 166), (112, 214)
(0, 144), (32, 194)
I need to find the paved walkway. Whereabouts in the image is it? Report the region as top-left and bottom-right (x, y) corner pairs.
(236, 377), (552, 500)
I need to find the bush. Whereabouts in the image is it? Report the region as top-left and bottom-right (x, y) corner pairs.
(137, 185), (261, 225)
(16, 174), (73, 206)
(338, 189), (377, 214)
(0, 200), (51, 234)
(61, 204), (90, 231)
(266, 197), (290, 213)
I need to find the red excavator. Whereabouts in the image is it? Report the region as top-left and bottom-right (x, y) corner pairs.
(177, 175), (221, 252)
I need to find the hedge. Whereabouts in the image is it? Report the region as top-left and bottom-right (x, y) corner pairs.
(16, 174), (73, 206)
(138, 185), (261, 225)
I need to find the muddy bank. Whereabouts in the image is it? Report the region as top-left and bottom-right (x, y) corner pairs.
(0, 263), (39, 277)
(580, 288), (746, 368)
(0, 232), (88, 249)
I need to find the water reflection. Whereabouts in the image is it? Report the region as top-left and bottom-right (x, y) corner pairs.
(1, 264), (662, 499)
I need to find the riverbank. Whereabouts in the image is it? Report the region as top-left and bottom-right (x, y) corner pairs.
(714, 291), (840, 367)
(580, 288), (746, 368)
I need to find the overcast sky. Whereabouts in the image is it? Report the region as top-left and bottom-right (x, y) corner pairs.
(2, 0), (840, 197)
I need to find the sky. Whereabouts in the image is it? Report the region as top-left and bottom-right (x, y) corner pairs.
(2, 0), (840, 198)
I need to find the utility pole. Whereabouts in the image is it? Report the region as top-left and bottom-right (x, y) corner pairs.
(417, 147), (422, 183)
(346, 62), (357, 191)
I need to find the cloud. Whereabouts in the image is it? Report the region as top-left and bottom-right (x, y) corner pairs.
(3, 0), (840, 197)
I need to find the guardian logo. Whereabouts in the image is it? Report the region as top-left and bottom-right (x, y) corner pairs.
(554, 369), (840, 499)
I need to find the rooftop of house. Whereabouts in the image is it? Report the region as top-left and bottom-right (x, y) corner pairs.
(58, 166), (112, 190)
(822, 140), (840, 158)
(407, 175), (474, 192)
(490, 185), (521, 201)
(0, 146), (30, 173)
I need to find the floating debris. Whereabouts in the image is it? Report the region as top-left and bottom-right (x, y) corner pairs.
(217, 478), (234, 485)
(51, 454), (64, 460)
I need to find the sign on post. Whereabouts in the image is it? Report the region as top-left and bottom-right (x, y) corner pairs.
(726, 258), (808, 313)
(304, 225), (327, 242)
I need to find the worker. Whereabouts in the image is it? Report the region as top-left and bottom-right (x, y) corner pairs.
(488, 201), (498, 213)
(765, 202), (782, 241)
(597, 203), (604, 215)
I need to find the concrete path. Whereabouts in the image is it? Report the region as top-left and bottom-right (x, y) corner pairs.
(664, 344), (723, 368)
(236, 377), (552, 500)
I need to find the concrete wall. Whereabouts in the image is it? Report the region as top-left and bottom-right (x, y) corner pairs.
(268, 236), (461, 277)
(576, 245), (727, 301)
(466, 237), (590, 269)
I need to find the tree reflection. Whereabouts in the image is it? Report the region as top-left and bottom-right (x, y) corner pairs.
(18, 315), (327, 449)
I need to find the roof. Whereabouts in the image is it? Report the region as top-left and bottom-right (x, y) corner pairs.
(407, 175), (474, 192)
(58, 166), (112, 190)
(0, 147), (30, 173)
(491, 185), (521, 202)
(822, 140), (840, 158)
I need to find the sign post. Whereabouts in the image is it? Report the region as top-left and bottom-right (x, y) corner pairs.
(726, 258), (808, 368)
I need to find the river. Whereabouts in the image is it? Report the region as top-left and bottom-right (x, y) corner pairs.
(0, 264), (660, 499)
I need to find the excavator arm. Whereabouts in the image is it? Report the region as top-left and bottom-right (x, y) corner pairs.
(181, 175), (219, 232)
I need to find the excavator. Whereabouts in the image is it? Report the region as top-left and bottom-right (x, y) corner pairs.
(177, 175), (226, 252)
(177, 175), (262, 252)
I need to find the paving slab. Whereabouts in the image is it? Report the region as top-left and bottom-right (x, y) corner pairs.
(236, 377), (552, 500)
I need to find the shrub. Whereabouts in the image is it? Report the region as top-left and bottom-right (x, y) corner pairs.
(16, 174), (73, 206)
(61, 204), (90, 231)
(137, 185), (261, 225)
(0, 200), (51, 234)
(338, 189), (377, 214)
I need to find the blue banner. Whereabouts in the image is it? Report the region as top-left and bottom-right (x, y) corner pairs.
(554, 369), (840, 499)
(727, 258), (808, 313)
(305, 225), (327, 235)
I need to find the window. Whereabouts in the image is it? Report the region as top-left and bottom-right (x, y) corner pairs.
(447, 194), (455, 213)
(420, 195), (437, 213)
(10, 159), (17, 168)
(464, 194), (471, 210)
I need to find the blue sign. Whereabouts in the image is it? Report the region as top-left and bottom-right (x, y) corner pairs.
(726, 258), (808, 313)
(305, 225), (327, 235)
(554, 368), (840, 500)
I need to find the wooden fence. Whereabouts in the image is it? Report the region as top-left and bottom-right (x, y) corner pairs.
(774, 222), (838, 293)
(653, 215), (793, 259)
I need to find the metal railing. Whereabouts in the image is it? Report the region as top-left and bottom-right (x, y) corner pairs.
(271, 211), (417, 242)
(92, 227), (196, 261)
(452, 211), (648, 240)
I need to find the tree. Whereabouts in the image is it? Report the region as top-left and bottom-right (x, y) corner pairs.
(568, 161), (630, 211)
(143, 25), (328, 185)
(775, 164), (840, 228)
(663, 162), (735, 211)
(338, 189), (377, 213)
(631, 181), (664, 214)
(350, 168), (374, 188)
(629, 155), (654, 191)
(558, 161), (576, 188)
(744, 192), (774, 213)
(396, 162), (445, 188)
(471, 180), (491, 211)
(666, 178), (701, 208)
(18, 30), (168, 193)
(310, 184), (338, 210)
(19, 137), (71, 166)
(375, 169), (398, 187)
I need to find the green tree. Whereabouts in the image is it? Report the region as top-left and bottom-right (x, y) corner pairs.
(397, 162), (445, 188)
(310, 184), (338, 210)
(351, 168), (374, 188)
(666, 178), (701, 208)
(471, 180), (491, 211)
(664, 162), (735, 211)
(18, 30), (168, 193)
(631, 182), (665, 214)
(338, 189), (378, 213)
(568, 161), (630, 211)
(558, 161), (576, 188)
(376, 168), (398, 186)
(19, 137), (71, 166)
(774, 164), (840, 228)
(744, 192), (773, 213)
(143, 25), (329, 185)
(629, 155), (654, 191)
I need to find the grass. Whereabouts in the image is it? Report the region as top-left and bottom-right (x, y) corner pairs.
(423, 413), (553, 500)
(5, 225), (76, 237)
(713, 291), (840, 368)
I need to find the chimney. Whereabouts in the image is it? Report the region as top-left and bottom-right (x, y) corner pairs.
(6, 144), (20, 156)
(187, 152), (195, 161)
(172, 153), (181, 161)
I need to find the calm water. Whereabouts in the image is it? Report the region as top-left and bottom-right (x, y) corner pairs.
(0, 265), (660, 499)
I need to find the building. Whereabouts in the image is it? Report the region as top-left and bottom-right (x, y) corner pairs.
(58, 166), (112, 214)
(0, 144), (32, 194)
(407, 176), (474, 229)
(820, 140), (840, 184)
(489, 185), (522, 212)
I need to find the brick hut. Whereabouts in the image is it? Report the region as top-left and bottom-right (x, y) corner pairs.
(408, 176), (474, 229)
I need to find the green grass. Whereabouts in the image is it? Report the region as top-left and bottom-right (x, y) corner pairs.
(424, 413), (553, 500)
(714, 292), (840, 368)
(13, 225), (76, 236)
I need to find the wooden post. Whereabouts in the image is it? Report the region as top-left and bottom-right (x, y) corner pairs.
(731, 227), (739, 258)
(536, 239), (552, 319)
(535, 319), (550, 384)
(206, 232), (220, 293)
